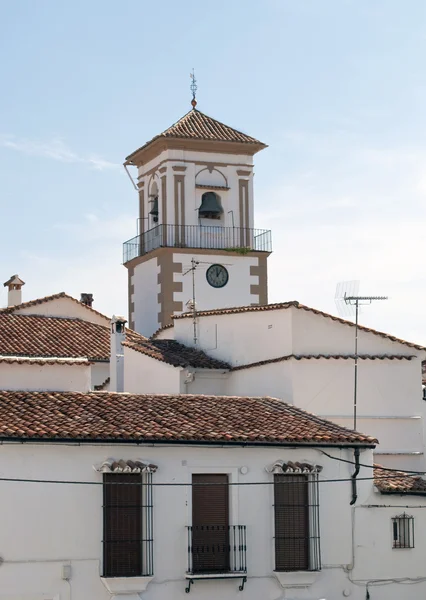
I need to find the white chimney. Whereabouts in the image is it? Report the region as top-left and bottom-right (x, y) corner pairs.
(3, 274), (25, 307)
(110, 315), (127, 393)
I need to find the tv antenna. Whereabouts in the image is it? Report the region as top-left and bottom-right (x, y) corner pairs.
(335, 281), (388, 431)
(183, 258), (200, 345)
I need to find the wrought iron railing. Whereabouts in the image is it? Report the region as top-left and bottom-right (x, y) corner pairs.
(186, 525), (247, 575)
(123, 225), (272, 263)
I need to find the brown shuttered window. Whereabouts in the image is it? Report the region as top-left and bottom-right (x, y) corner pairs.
(103, 474), (142, 577)
(274, 474), (310, 571)
(191, 474), (230, 573)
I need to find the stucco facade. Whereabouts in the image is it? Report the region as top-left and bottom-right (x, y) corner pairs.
(1, 441), (423, 600)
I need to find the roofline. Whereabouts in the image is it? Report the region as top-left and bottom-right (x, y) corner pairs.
(125, 137), (267, 167)
(173, 301), (426, 351)
(0, 292), (110, 322)
(125, 108), (267, 163)
(0, 437), (376, 449)
(378, 490), (426, 497)
(0, 352), (109, 362)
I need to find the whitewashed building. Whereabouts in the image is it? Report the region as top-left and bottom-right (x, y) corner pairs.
(1, 102), (426, 600)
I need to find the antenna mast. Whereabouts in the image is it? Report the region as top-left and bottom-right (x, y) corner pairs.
(335, 282), (388, 431)
(183, 258), (200, 345)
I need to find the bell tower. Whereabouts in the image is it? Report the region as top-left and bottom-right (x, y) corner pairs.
(123, 94), (272, 337)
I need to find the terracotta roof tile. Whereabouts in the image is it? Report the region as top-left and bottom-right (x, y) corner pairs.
(0, 356), (91, 366)
(0, 391), (377, 445)
(0, 313), (111, 360)
(173, 301), (426, 351)
(0, 291), (110, 322)
(150, 323), (174, 339)
(374, 464), (426, 495)
(123, 338), (230, 370)
(126, 109), (266, 161)
(232, 354), (417, 371)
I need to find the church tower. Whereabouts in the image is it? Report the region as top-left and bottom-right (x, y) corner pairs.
(123, 97), (271, 337)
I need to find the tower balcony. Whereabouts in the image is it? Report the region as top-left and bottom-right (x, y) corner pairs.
(123, 224), (272, 263)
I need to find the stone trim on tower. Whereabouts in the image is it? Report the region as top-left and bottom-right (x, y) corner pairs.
(128, 266), (135, 329)
(138, 185), (145, 233)
(157, 250), (183, 328)
(174, 173), (186, 246)
(250, 256), (268, 305)
(238, 178), (249, 246)
(161, 175), (167, 241)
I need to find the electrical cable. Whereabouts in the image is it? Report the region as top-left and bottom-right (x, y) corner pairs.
(321, 450), (426, 475)
(0, 473), (420, 486)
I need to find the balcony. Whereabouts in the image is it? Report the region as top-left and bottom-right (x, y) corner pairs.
(185, 525), (247, 592)
(123, 224), (272, 263)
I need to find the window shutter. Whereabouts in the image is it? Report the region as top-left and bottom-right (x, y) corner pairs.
(103, 473), (142, 577)
(192, 474), (230, 573)
(274, 474), (309, 571)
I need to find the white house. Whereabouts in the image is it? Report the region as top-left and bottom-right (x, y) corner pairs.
(1, 101), (426, 600)
(2, 388), (425, 600)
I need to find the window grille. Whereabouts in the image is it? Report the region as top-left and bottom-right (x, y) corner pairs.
(103, 472), (154, 577)
(274, 473), (321, 571)
(392, 513), (414, 549)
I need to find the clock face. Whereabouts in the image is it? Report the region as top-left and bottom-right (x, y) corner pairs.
(206, 264), (229, 288)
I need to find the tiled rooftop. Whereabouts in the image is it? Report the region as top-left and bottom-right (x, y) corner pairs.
(173, 301), (426, 351)
(126, 109), (266, 161)
(0, 391), (377, 445)
(374, 464), (426, 495)
(123, 338), (230, 370)
(0, 313), (112, 360)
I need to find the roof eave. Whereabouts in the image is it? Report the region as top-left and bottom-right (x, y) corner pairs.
(0, 437), (376, 448)
(125, 136), (267, 167)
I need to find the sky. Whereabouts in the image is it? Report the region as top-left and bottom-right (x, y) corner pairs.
(0, 0), (425, 344)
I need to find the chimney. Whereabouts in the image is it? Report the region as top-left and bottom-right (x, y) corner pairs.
(3, 274), (25, 307)
(80, 293), (94, 307)
(110, 315), (127, 393)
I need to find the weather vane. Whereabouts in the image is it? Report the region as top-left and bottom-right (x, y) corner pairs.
(190, 69), (197, 108)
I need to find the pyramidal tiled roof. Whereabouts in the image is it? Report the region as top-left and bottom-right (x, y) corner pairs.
(126, 109), (266, 160)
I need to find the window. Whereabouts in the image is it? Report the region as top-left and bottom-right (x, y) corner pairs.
(392, 513), (414, 549)
(274, 474), (320, 572)
(103, 473), (153, 577)
(187, 474), (246, 575)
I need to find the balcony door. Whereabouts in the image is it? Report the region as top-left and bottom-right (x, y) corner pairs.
(192, 474), (230, 573)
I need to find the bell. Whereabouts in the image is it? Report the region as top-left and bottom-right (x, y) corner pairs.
(198, 192), (223, 219)
(149, 197), (159, 222)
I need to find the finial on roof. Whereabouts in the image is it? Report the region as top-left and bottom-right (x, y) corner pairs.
(190, 68), (197, 108)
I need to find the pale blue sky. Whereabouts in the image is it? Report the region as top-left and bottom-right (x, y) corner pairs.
(1, 0), (425, 344)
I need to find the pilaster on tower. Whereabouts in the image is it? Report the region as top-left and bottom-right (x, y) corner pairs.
(123, 106), (272, 337)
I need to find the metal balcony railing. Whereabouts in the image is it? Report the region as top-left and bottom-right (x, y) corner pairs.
(123, 224), (272, 263)
(186, 525), (247, 575)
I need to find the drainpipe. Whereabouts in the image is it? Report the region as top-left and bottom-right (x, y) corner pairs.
(350, 448), (360, 505)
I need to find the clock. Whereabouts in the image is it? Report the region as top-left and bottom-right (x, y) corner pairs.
(206, 264), (229, 288)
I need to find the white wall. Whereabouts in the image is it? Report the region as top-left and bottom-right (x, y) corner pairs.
(91, 362), (110, 390)
(352, 488), (426, 594)
(174, 309), (293, 367)
(132, 257), (160, 337)
(185, 370), (229, 395)
(0, 362), (91, 392)
(291, 307), (424, 357)
(16, 296), (108, 326)
(1, 441), (417, 600)
(173, 252), (259, 317)
(123, 346), (181, 394)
